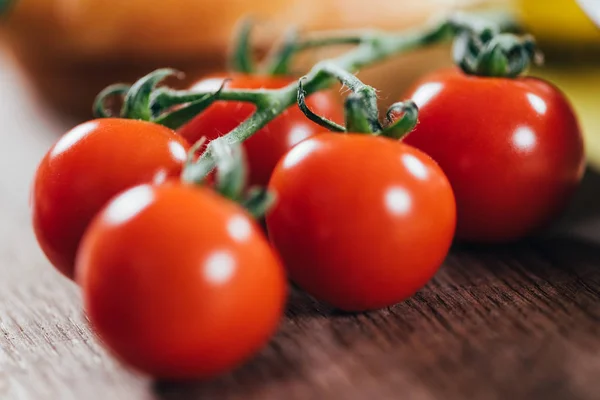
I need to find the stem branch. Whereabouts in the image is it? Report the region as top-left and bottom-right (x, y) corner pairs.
(190, 17), (459, 166)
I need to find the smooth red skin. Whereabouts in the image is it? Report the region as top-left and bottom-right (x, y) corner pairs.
(32, 119), (190, 279)
(77, 183), (286, 380)
(266, 134), (456, 312)
(178, 74), (343, 187)
(403, 69), (585, 242)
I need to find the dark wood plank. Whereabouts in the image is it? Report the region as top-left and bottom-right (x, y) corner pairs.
(150, 238), (600, 400)
(1, 49), (600, 400)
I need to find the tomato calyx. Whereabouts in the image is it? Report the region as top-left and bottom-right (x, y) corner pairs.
(382, 101), (419, 139)
(297, 65), (418, 139)
(93, 69), (225, 128)
(453, 28), (543, 78)
(182, 138), (275, 218)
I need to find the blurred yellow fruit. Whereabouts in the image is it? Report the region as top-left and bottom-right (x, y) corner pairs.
(516, 0), (600, 45)
(533, 67), (600, 171)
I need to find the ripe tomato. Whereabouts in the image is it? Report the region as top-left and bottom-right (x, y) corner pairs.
(266, 134), (456, 312)
(77, 183), (286, 379)
(178, 74), (342, 187)
(32, 119), (190, 279)
(403, 69), (585, 242)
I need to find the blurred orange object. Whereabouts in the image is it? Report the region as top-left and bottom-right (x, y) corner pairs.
(1, 0), (294, 117)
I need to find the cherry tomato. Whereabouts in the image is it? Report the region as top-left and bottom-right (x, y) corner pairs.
(76, 183), (286, 380)
(266, 134), (456, 312)
(178, 74), (343, 187)
(32, 119), (190, 279)
(403, 69), (585, 242)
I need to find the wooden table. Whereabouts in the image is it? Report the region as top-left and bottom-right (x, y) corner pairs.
(1, 50), (600, 400)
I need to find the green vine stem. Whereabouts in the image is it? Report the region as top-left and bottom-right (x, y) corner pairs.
(229, 18), (257, 74)
(242, 188), (277, 219)
(181, 138), (274, 217)
(264, 29), (367, 75)
(96, 13), (518, 181)
(297, 79), (346, 132)
(344, 93), (375, 134)
(264, 27), (301, 75)
(178, 13), (493, 180)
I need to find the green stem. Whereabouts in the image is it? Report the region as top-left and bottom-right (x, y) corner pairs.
(264, 28), (300, 75)
(152, 86), (276, 110)
(212, 140), (247, 201)
(193, 18), (456, 165)
(344, 93), (375, 134)
(297, 80), (346, 132)
(242, 188), (277, 219)
(230, 18), (256, 74)
(318, 63), (381, 131)
(296, 34), (365, 50)
(137, 13), (508, 176)
(264, 30), (365, 75)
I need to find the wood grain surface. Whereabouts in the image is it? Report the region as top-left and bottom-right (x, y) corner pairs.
(1, 50), (600, 400)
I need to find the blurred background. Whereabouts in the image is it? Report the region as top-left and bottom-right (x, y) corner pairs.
(1, 0), (600, 143)
(2, 0), (600, 119)
(0, 0), (599, 240)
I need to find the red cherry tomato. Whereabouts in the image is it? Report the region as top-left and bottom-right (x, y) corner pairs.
(77, 183), (286, 380)
(266, 134), (456, 312)
(178, 74), (343, 187)
(403, 69), (585, 242)
(32, 119), (190, 279)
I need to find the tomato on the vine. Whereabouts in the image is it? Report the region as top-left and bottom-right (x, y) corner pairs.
(77, 182), (286, 380)
(178, 74), (343, 187)
(403, 68), (585, 242)
(266, 133), (456, 312)
(32, 118), (190, 279)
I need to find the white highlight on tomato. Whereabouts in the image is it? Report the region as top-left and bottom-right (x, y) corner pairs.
(51, 121), (98, 157)
(153, 169), (168, 185)
(402, 154), (429, 180)
(169, 141), (188, 162)
(526, 93), (548, 115)
(282, 139), (320, 169)
(287, 124), (313, 147)
(227, 215), (252, 242)
(204, 251), (236, 285)
(411, 82), (443, 108)
(513, 127), (537, 152)
(104, 185), (155, 225)
(385, 187), (412, 216)
(190, 78), (228, 92)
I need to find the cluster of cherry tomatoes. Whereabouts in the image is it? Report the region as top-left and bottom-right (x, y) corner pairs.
(31, 49), (583, 380)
